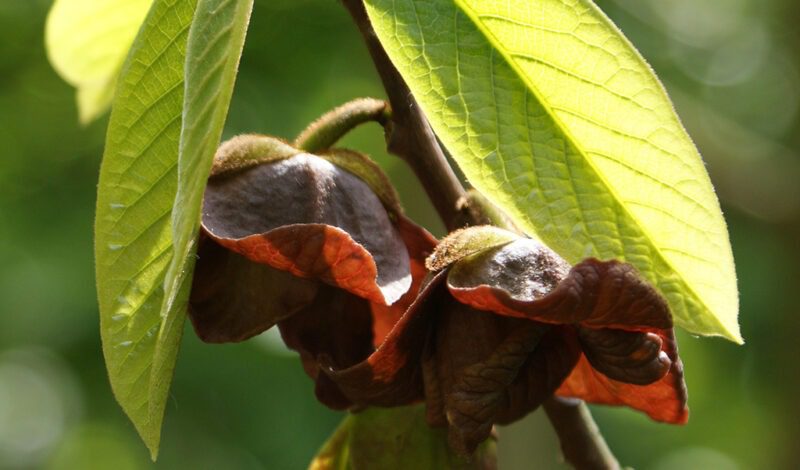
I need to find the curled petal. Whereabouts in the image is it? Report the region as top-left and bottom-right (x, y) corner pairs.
(213, 224), (407, 305)
(203, 153), (414, 304)
(394, 213), (440, 266)
(447, 239), (672, 330)
(370, 215), (438, 346)
(494, 328), (582, 426)
(277, 285), (375, 409)
(315, 272), (449, 409)
(557, 329), (688, 424)
(318, 148), (404, 214)
(370, 293), (411, 350)
(420, 290), (580, 455)
(189, 237), (318, 343)
(437, 309), (548, 455)
(435, 317), (580, 455)
(578, 327), (670, 386)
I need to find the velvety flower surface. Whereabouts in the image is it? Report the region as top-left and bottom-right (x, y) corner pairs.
(188, 135), (436, 406)
(316, 227), (688, 454)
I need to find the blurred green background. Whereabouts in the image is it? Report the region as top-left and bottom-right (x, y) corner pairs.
(1, 0), (798, 468)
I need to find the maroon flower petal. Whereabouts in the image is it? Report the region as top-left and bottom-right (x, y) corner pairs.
(557, 328), (688, 424)
(277, 284), (376, 410)
(202, 153), (413, 305)
(431, 302), (547, 454)
(189, 236), (318, 343)
(371, 215), (438, 346)
(493, 328), (582, 426)
(577, 327), (671, 386)
(431, 309), (580, 455)
(444, 235), (688, 424)
(314, 271), (449, 409)
(447, 239), (672, 330)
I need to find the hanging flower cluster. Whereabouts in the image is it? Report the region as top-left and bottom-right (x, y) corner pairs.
(190, 135), (688, 456)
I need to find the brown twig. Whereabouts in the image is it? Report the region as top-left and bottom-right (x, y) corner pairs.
(544, 397), (620, 469)
(341, 0), (466, 231)
(340, 1), (620, 468)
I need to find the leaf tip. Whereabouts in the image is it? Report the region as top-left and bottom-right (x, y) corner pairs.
(685, 312), (743, 345)
(146, 442), (160, 462)
(143, 406), (165, 462)
(724, 323), (745, 345)
(77, 100), (105, 126)
(705, 300), (743, 344)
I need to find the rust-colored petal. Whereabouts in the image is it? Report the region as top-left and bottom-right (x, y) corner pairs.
(447, 239), (672, 331)
(214, 224), (402, 305)
(189, 236), (318, 343)
(557, 328), (688, 424)
(277, 284), (376, 409)
(371, 215), (439, 346)
(315, 272), (449, 409)
(202, 153), (412, 305)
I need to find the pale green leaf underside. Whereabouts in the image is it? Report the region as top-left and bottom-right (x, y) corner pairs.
(163, 0), (254, 345)
(364, 0), (740, 342)
(45, 0), (154, 123)
(95, 0), (198, 459)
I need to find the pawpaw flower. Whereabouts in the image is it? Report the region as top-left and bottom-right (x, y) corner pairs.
(317, 226), (688, 454)
(188, 134), (437, 407)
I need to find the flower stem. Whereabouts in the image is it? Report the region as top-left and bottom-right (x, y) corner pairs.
(294, 97), (390, 153)
(544, 397), (620, 470)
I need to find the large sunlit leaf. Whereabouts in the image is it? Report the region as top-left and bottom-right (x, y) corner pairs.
(45, 0), (154, 124)
(364, 0), (740, 342)
(94, 0), (198, 459)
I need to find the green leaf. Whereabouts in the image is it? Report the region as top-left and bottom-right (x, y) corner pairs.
(162, 0), (254, 349)
(309, 406), (496, 470)
(364, 0), (740, 342)
(45, 0), (154, 124)
(96, 0), (252, 458)
(94, 0), (198, 459)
